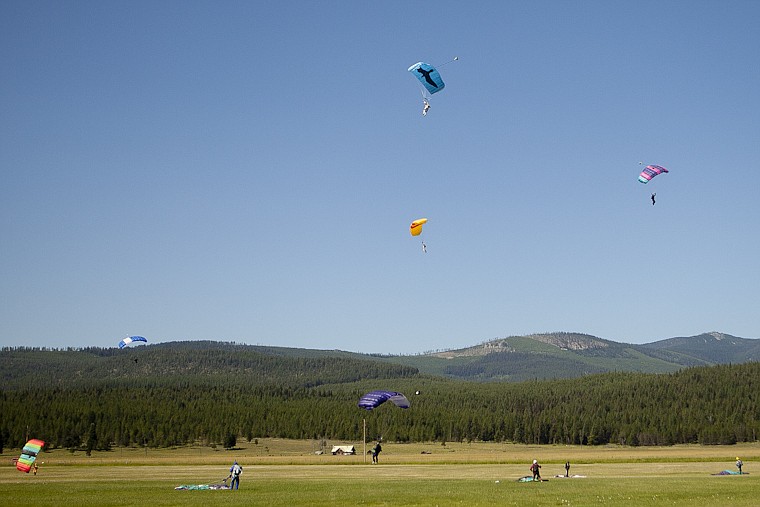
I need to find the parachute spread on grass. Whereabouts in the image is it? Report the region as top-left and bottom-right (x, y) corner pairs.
(408, 62), (445, 96)
(16, 439), (44, 473)
(638, 164), (669, 183)
(118, 336), (148, 348)
(410, 218), (428, 236)
(175, 483), (230, 490)
(358, 390), (411, 410)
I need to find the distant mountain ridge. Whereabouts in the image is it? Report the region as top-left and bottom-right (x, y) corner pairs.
(1, 332), (756, 385)
(641, 331), (760, 366)
(235, 331), (758, 382)
(434, 332), (616, 358)
(398, 331), (759, 381)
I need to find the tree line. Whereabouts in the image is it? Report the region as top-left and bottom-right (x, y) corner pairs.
(1, 345), (757, 452)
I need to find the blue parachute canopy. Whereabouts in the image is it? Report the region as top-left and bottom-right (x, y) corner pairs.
(118, 336), (148, 349)
(408, 62), (445, 95)
(358, 390), (411, 410)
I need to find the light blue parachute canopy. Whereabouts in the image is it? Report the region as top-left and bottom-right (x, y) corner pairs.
(408, 62), (445, 95)
(118, 336), (148, 349)
(358, 390), (410, 410)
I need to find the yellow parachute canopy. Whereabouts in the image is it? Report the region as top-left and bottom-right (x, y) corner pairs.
(410, 218), (428, 236)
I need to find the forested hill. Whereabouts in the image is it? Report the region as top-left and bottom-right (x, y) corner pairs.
(382, 331), (760, 381)
(1, 353), (758, 451)
(3, 331), (757, 385)
(0, 341), (418, 389)
(642, 332), (760, 365)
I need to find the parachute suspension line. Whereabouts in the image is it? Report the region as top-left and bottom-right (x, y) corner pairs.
(374, 410), (396, 442)
(435, 56), (459, 68)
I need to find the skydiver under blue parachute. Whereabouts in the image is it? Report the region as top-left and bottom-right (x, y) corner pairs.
(408, 57), (458, 116)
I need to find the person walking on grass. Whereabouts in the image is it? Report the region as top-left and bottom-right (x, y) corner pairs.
(228, 460), (243, 489)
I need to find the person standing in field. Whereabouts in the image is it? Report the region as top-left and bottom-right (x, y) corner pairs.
(736, 457), (743, 474)
(565, 461), (570, 477)
(530, 459), (542, 481)
(228, 460), (242, 489)
(371, 441), (382, 464)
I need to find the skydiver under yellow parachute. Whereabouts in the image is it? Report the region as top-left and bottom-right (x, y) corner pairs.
(410, 218), (428, 253)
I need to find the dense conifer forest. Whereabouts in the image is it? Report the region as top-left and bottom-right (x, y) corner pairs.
(1, 343), (757, 453)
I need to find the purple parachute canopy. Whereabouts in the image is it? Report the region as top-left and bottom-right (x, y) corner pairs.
(638, 164), (669, 184)
(358, 390), (411, 410)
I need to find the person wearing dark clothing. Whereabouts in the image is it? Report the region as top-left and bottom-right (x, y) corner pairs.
(565, 461), (570, 477)
(736, 457), (743, 474)
(371, 442), (382, 464)
(651, 193), (656, 205)
(530, 459), (541, 481)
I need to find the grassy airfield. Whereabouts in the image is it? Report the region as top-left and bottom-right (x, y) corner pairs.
(1, 440), (757, 506)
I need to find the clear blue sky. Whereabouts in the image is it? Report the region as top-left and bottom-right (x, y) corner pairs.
(2, 1), (758, 353)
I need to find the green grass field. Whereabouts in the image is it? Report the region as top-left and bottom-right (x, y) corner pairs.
(2, 441), (757, 506)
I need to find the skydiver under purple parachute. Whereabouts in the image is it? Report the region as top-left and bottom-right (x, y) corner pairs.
(358, 390), (410, 461)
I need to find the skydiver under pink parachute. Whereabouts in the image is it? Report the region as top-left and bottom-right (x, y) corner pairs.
(639, 163), (669, 205)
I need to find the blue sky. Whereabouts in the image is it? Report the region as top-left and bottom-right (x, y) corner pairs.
(2, 1), (758, 353)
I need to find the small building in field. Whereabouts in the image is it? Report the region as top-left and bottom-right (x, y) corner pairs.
(331, 445), (356, 455)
